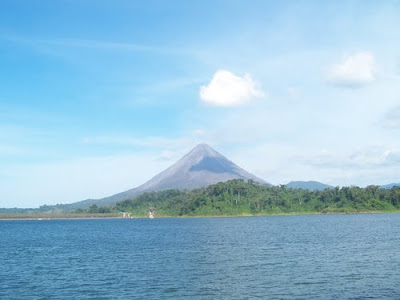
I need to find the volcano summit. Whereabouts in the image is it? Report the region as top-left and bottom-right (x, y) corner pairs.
(70, 144), (269, 208)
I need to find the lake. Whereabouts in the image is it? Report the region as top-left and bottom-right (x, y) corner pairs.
(1, 213), (400, 299)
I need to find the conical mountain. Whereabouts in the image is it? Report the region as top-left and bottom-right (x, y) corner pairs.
(136, 143), (268, 191)
(68, 144), (269, 208)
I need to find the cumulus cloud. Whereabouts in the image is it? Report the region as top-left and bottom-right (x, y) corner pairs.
(326, 52), (378, 87)
(200, 70), (264, 106)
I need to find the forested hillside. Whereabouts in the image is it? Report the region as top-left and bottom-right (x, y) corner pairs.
(86, 179), (400, 217)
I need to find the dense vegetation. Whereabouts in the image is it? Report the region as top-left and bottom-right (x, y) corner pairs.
(4, 179), (398, 218)
(98, 179), (400, 217)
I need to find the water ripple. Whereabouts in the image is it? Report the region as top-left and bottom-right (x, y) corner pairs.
(1, 214), (400, 299)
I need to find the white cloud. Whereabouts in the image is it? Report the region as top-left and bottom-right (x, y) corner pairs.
(200, 70), (264, 106)
(326, 52), (378, 87)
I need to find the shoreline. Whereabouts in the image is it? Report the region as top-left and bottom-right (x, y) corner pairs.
(1, 210), (399, 220)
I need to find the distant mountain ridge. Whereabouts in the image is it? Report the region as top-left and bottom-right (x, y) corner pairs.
(285, 181), (333, 191)
(380, 183), (400, 189)
(66, 144), (270, 209)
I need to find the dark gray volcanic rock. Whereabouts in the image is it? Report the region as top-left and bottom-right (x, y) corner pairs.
(285, 181), (333, 191)
(68, 144), (269, 209)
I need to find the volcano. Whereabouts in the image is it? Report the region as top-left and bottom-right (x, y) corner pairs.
(69, 144), (269, 208)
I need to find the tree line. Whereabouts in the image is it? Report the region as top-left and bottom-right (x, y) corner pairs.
(78, 179), (400, 217)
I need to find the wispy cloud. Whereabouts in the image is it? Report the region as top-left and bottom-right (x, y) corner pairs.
(382, 106), (400, 129)
(326, 52), (378, 88)
(301, 147), (400, 169)
(2, 33), (196, 57)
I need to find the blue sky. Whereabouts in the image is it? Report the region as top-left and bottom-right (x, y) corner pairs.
(1, 0), (400, 207)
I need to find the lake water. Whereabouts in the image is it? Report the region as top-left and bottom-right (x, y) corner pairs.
(1, 213), (400, 299)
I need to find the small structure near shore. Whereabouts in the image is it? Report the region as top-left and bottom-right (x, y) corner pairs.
(121, 212), (131, 218)
(149, 207), (154, 219)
